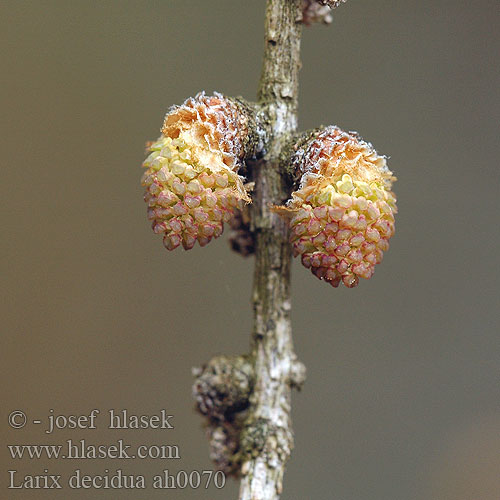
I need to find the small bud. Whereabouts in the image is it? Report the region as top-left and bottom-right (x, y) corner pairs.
(299, 0), (347, 26)
(277, 126), (397, 288)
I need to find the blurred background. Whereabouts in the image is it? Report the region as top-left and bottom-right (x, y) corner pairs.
(1, 1), (499, 499)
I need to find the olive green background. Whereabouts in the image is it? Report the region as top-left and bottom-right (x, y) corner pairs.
(2, 1), (499, 499)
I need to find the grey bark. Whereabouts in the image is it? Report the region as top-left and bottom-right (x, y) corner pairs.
(237, 1), (304, 499)
(193, 1), (309, 498)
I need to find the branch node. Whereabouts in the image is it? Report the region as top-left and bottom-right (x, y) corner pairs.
(240, 417), (293, 465)
(289, 357), (307, 390)
(193, 355), (256, 476)
(193, 354), (254, 420)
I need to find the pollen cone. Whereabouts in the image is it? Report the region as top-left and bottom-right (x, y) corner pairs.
(278, 126), (397, 288)
(141, 92), (254, 251)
